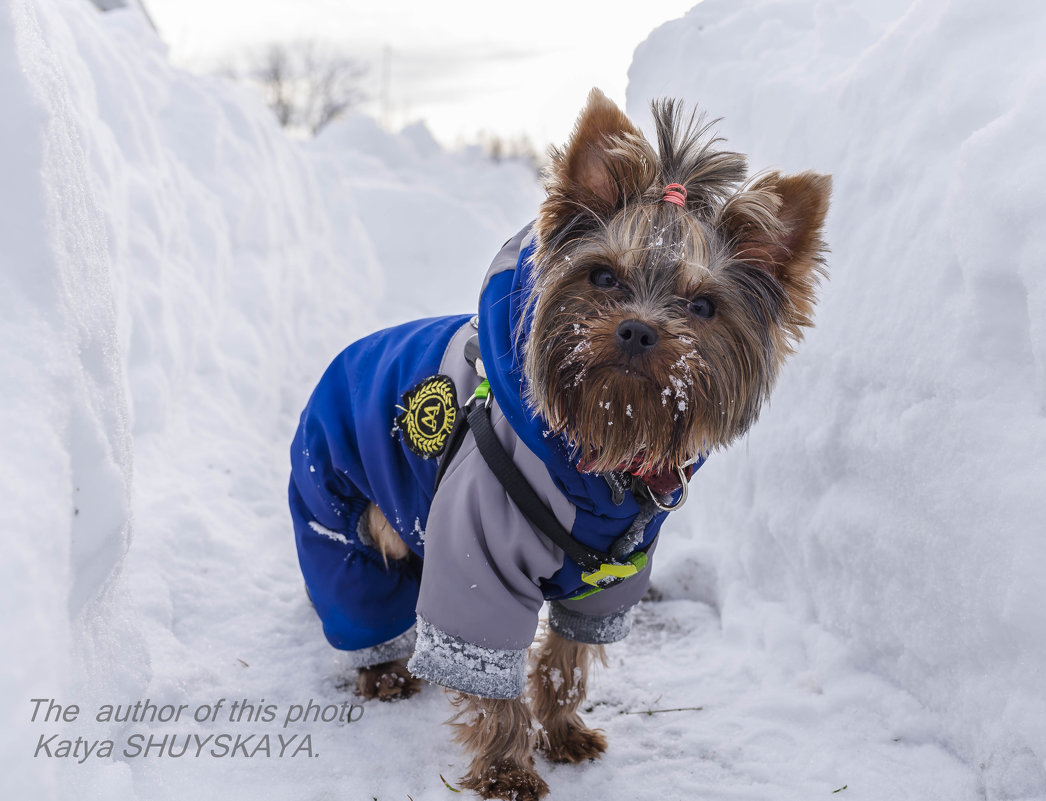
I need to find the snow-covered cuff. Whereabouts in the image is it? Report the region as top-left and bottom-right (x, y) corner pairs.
(343, 626), (417, 669)
(407, 616), (527, 699)
(549, 602), (633, 645)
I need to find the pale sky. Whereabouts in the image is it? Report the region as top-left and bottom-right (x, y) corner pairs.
(142, 0), (699, 149)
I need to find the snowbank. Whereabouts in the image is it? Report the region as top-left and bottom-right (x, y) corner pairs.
(629, 0), (1046, 793)
(1, 1), (535, 797)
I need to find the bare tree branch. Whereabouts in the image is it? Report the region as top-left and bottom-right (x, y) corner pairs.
(233, 40), (369, 136)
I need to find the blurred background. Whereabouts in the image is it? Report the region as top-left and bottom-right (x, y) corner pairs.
(100, 0), (697, 158)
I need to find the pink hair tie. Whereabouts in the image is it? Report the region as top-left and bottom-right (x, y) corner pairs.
(661, 183), (687, 207)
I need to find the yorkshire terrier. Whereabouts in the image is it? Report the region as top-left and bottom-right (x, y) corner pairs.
(289, 88), (830, 800)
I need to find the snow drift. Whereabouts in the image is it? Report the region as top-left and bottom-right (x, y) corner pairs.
(1, 1), (535, 797)
(630, 0), (1046, 794)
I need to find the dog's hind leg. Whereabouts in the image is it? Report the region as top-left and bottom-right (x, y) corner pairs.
(365, 502), (409, 564)
(353, 504), (421, 702)
(529, 628), (608, 762)
(449, 693), (549, 801)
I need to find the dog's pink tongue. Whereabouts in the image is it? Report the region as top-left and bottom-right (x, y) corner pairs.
(623, 454), (692, 497)
(576, 452), (692, 498)
(635, 466), (687, 497)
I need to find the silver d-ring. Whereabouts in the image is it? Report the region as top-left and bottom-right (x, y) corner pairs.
(646, 467), (689, 512)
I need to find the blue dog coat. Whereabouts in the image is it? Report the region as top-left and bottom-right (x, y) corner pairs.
(289, 225), (700, 698)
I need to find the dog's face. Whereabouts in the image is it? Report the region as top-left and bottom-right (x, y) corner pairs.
(522, 90), (831, 475)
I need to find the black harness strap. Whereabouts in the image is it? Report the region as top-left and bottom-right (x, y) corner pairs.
(431, 331), (645, 586)
(432, 410), (469, 492)
(465, 403), (610, 574)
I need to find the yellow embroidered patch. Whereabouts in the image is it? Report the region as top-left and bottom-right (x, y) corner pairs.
(398, 375), (457, 458)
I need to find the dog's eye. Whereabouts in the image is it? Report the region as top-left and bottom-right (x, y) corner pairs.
(689, 295), (716, 319)
(589, 267), (618, 288)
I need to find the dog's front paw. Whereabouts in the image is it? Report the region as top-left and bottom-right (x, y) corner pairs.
(354, 660), (421, 701)
(459, 760), (550, 801)
(539, 723), (607, 763)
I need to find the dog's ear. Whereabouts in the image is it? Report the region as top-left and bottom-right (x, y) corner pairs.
(720, 171), (831, 324)
(544, 89), (646, 224)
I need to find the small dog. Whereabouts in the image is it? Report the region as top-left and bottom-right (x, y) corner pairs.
(289, 89), (829, 800)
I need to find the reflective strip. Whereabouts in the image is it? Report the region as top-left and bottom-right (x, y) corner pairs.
(572, 551), (649, 599)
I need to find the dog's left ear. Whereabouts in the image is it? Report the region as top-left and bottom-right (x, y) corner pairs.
(720, 171), (832, 322)
(543, 89), (647, 227)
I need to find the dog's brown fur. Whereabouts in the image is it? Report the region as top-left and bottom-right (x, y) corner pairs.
(449, 695), (547, 800)
(366, 501), (409, 563)
(525, 89), (829, 474)
(355, 90), (830, 799)
(354, 659), (420, 701)
(530, 629), (607, 764)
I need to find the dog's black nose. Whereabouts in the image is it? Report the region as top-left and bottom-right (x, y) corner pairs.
(616, 319), (659, 356)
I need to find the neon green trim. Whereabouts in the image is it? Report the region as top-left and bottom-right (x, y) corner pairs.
(581, 561), (638, 587)
(474, 379), (491, 400)
(573, 551), (649, 599)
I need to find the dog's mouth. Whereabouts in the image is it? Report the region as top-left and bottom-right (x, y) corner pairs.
(584, 357), (660, 383)
(611, 362), (655, 379)
(576, 448), (694, 497)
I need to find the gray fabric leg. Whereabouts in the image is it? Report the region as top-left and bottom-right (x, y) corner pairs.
(548, 602), (633, 645)
(407, 616), (527, 699)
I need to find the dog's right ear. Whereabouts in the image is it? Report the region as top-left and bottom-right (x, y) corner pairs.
(542, 89), (649, 230)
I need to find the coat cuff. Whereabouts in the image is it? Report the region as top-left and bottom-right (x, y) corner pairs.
(342, 626), (417, 669)
(407, 616), (527, 698)
(548, 601), (633, 645)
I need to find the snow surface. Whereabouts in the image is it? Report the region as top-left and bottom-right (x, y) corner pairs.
(630, 0), (1046, 797)
(2, 0), (1043, 799)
